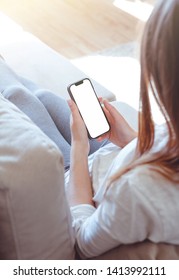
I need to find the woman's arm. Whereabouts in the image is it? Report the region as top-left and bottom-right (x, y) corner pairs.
(67, 98), (137, 207)
(67, 100), (94, 207)
(71, 172), (156, 259)
(68, 144), (94, 206)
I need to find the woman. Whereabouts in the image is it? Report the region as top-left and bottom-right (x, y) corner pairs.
(1, 0), (179, 259)
(67, 0), (179, 258)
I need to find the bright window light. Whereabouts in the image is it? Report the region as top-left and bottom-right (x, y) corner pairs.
(113, 0), (154, 22)
(72, 54), (164, 124)
(0, 12), (24, 44)
(72, 55), (140, 110)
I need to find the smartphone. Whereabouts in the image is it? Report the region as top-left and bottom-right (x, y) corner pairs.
(67, 78), (110, 139)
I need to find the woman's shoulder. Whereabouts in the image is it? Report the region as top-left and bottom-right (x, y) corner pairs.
(109, 164), (179, 217)
(116, 164), (178, 193)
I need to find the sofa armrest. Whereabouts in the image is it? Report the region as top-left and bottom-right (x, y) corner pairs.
(0, 94), (75, 260)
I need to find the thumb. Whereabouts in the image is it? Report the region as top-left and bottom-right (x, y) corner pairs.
(67, 99), (75, 113)
(68, 99), (79, 118)
(67, 99), (84, 126)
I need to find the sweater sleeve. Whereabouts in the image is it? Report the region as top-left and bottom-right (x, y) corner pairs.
(70, 170), (164, 259)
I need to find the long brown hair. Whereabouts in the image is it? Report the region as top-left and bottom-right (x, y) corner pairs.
(111, 0), (179, 184)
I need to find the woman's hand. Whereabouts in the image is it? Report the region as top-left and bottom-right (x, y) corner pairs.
(68, 99), (90, 155)
(98, 99), (138, 148)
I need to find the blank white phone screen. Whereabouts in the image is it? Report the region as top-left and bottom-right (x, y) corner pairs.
(70, 79), (110, 138)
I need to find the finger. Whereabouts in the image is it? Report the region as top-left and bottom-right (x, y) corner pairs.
(104, 100), (124, 119)
(98, 96), (103, 103)
(103, 106), (111, 120)
(97, 132), (110, 142)
(68, 99), (81, 120)
(67, 99), (76, 113)
(98, 97), (110, 119)
(103, 100), (122, 118)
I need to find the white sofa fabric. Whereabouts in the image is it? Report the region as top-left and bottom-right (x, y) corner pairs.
(0, 95), (74, 259)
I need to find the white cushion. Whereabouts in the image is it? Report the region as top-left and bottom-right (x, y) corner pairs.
(0, 94), (74, 259)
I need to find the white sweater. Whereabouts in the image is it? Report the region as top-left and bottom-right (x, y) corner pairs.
(66, 124), (179, 259)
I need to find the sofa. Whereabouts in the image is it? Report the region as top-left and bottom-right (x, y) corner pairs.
(0, 29), (179, 260)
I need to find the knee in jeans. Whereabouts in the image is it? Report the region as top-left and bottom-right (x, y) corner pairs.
(35, 89), (55, 101)
(2, 85), (31, 102)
